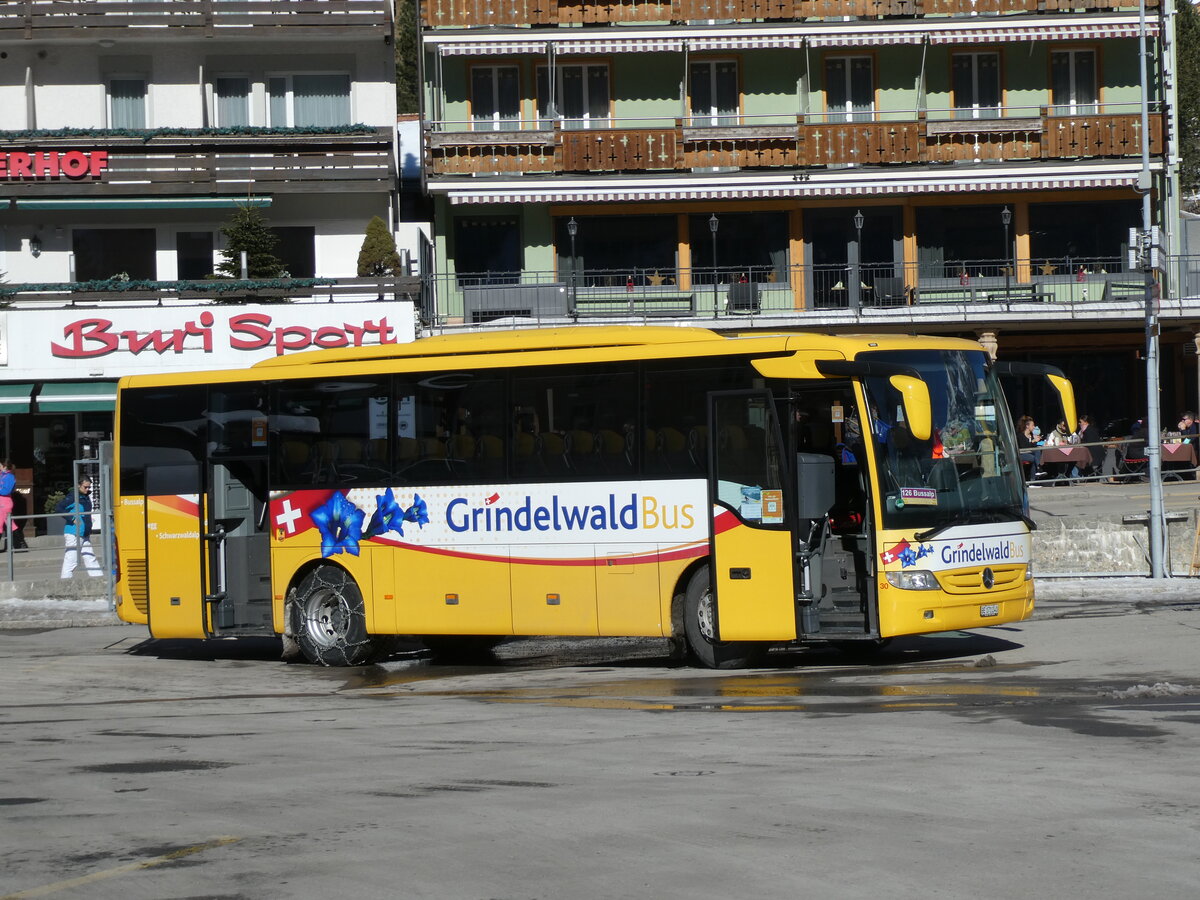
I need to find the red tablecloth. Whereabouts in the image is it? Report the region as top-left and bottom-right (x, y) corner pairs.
(1039, 446), (1092, 467)
(1161, 443), (1198, 466)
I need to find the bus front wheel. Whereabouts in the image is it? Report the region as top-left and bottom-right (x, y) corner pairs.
(683, 566), (766, 670)
(287, 566), (393, 667)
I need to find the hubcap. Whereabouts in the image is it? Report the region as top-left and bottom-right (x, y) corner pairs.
(696, 588), (717, 642)
(303, 589), (348, 650)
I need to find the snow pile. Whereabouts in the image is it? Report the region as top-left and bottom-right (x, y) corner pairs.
(1102, 682), (1195, 699)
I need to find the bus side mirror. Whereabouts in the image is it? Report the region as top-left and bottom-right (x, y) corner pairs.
(889, 375), (932, 441)
(796, 453), (836, 520)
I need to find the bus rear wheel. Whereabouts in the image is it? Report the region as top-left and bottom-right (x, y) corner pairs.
(287, 566), (394, 666)
(683, 566), (766, 670)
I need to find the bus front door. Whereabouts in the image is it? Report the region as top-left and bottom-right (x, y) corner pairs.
(206, 457), (272, 635)
(707, 391), (797, 642)
(144, 463), (209, 639)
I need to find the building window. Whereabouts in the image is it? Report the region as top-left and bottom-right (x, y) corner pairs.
(271, 227), (316, 278)
(916, 206), (1007, 277)
(689, 60), (739, 127)
(73, 228), (156, 281)
(216, 76), (250, 127)
(471, 66), (521, 131)
(1028, 201), (1139, 264)
(689, 212), (789, 283)
(537, 64), (609, 130)
(825, 56), (873, 122)
(268, 74), (351, 127)
(556, 215), (674, 285)
(108, 77), (147, 129)
(1051, 50), (1098, 115)
(454, 217), (521, 284)
(952, 52), (1001, 119)
(177, 231), (214, 280)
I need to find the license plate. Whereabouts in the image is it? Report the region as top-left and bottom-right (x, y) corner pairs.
(979, 603), (1000, 617)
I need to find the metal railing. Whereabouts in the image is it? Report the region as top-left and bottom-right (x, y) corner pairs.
(423, 256), (1200, 327)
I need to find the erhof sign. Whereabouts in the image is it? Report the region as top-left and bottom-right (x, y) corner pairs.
(0, 301), (416, 379)
(0, 150), (109, 179)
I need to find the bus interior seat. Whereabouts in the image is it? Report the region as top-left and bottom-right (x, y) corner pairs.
(658, 426), (688, 470)
(280, 439), (313, 482)
(539, 432), (568, 472)
(313, 440), (339, 483)
(688, 426), (709, 469)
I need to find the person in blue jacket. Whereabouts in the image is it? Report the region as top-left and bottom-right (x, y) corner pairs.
(56, 477), (102, 578)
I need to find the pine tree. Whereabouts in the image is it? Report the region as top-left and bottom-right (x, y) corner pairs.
(395, 0), (418, 115)
(217, 204), (286, 279)
(357, 216), (403, 276)
(1177, 0), (1200, 201)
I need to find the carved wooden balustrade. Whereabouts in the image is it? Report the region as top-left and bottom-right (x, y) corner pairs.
(422, 0), (1153, 26)
(426, 112), (1165, 176)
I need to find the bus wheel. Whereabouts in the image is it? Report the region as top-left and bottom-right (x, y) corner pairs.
(288, 566), (392, 667)
(683, 566), (766, 670)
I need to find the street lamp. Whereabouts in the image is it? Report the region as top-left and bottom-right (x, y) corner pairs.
(1001, 206), (1012, 302)
(852, 209), (864, 312)
(567, 217), (578, 317)
(709, 214), (719, 318)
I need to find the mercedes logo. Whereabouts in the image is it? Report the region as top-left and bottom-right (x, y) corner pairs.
(982, 567), (995, 590)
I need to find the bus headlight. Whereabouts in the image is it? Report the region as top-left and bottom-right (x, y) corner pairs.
(885, 570), (940, 591)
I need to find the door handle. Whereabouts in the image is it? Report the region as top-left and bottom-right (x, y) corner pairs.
(729, 567), (751, 580)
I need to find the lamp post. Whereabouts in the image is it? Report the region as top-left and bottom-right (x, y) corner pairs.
(1001, 206), (1012, 303)
(852, 209), (864, 312)
(709, 213), (719, 318)
(567, 217), (578, 318)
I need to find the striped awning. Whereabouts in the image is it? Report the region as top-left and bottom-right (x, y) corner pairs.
(437, 41), (548, 56)
(928, 22), (1159, 44)
(445, 173), (1139, 205)
(687, 35), (806, 51)
(807, 30), (926, 47)
(557, 38), (683, 54)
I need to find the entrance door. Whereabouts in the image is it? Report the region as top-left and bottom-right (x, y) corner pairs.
(789, 385), (876, 636)
(706, 391), (796, 642)
(207, 456), (272, 633)
(144, 463), (209, 639)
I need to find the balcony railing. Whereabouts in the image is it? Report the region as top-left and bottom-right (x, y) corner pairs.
(421, 257), (1200, 328)
(0, 276), (421, 307)
(1, 0), (391, 38)
(426, 106), (1164, 176)
(0, 127), (394, 196)
(422, 0), (1154, 27)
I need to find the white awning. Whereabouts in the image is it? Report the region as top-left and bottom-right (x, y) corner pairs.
(687, 35), (806, 51)
(443, 172), (1140, 205)
(928, 22), (1158, 44)
(806, 31), (926, 48)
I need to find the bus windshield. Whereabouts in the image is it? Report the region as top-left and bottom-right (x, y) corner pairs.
(856, 349), (1024, 531)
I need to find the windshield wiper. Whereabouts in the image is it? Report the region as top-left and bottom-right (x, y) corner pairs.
(914, 511), (974, 542)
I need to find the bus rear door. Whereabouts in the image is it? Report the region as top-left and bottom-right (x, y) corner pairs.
(707, 390), (796, 642)
(144, 463), (208, 639)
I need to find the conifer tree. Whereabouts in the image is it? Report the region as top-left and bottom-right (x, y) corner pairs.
(1178, 0), (1200, 201)
(357, 216), (403, 276)
(217, 204), (286, 279)
(395, 0), (418, 115)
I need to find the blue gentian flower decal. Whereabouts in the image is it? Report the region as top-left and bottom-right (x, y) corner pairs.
(311, 491), (366, 558)
(364, 487), (407, 539)
(403, 493), (429, 529)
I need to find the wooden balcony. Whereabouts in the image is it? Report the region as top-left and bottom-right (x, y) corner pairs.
(426, 112), (1164, 176)
(1, 0), (392, 40)
(0, 128), (394, 196)
(422, 0), (1153, 27)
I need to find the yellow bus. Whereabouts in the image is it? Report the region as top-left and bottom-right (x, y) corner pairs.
(113, 326), (1074, 668)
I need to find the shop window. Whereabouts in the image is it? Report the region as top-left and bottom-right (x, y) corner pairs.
(177, 231), (214, 280)
(454, 217), (521, 284)
(271, 227), (316, 278)
(73, 228), (156, 281)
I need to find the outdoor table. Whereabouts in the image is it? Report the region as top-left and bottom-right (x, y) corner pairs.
(1160, 442), (1198, 466)
(1038, 446), (1092, 482)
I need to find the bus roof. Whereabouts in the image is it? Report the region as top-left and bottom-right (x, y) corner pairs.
(118, 327), (986, 390)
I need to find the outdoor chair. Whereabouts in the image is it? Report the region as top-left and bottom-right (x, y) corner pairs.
(1117, 440), (1148, 481)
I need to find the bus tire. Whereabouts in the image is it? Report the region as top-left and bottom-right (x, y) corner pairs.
(683, 565), (766, 670)
(287, 565), (393, 667)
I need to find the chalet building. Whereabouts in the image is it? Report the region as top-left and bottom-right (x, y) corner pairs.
(0, 0), (411, 519)
(419, 0), (1198, 429)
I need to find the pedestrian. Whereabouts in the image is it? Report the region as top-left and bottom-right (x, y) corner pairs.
(56, 477), (102, 578)
(0, 460), (28, 552)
